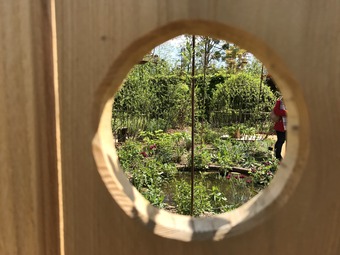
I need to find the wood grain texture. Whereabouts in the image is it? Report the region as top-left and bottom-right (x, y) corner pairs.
(0, 1), (60, 255)
(54, 0), (340, 254)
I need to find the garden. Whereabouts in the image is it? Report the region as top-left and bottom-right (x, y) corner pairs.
(112, 35), (281, 217)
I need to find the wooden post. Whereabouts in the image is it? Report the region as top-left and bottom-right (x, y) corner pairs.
(0, 1), (60, 254)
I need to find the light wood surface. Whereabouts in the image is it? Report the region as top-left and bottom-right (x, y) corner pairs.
(55, 0), (340, 254)
(0, 1), (60, 254)
(1, 0), (340, 254)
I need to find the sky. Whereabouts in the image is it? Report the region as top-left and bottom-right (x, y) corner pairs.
(153, 36), (185, 66)
(152, 35), (259, 68)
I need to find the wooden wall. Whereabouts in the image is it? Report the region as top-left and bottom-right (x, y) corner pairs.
(0, 1), (60, 254)
(1, 0), (340, 254)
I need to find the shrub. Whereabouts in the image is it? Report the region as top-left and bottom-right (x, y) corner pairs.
(248, 160), (278, 186)
(117, 140), (143, 171)
(210, 72), (275, 126)
(187, 145), (212, 170)
(142, 185), (166, 208)
(174, 178), (212, 217)
(210, 186), (228, 213)
(171, 132), (191, 163)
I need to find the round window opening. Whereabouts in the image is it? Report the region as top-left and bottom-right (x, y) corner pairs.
(93, 30), (305, 241)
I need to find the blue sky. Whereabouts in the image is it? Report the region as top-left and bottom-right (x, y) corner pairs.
(152, 35), (258, 68)
(153, 36), (185, 66)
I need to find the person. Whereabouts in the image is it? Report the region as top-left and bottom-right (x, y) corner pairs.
(273, 97), (287, 160)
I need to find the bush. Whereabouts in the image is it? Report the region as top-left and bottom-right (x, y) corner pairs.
(210, 186), (229, 213)
(210, 72), (275, 126)
(187, 145), (212, 170)
(117, 140), (143, 170)
(174, 178), (212, 217)
(142, 185), (166, 208)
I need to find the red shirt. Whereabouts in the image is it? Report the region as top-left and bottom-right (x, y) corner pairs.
(273, 99), (287, 132)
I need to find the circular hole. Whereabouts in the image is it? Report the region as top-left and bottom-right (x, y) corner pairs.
(112, 36), (283, 216)
(92, 22), (308, 241)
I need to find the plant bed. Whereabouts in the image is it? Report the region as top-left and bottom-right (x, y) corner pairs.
(115, 128), (279, 216)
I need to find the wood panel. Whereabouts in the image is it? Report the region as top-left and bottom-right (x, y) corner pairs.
(54, 0), (340, 254)
(0, 1), (60, 255)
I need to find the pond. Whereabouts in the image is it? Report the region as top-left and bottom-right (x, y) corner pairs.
(117, 129), (279, 217)
(160, 170), (264, 216)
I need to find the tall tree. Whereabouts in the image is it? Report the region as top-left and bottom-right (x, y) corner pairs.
(225, 44), (248, 73)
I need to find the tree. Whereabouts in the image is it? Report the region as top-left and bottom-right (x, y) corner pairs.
(210, 72), (275, 126)
(225, 44), (249, 73)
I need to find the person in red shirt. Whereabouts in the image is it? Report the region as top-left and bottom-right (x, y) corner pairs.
(273, 97), (287, 160)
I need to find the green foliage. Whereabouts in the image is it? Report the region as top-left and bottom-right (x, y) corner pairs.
(213, 138), (258, 168)
(225, 173), (257, 206)
(192, 180), (213, 216)
(248, 160), (278, 186)
(173, 179), (191, 215)
(210, 186), (229, 213)
(112, 114), (149, 140)
(213, 140), (234, 169)
(129, 158), (177, 206)
(188, 145), (212, 170)
(173, 174), (234, 216)
(174, 178), (212, 217)
(113, 69), (191, 133)
(138, 130), (191, 164)
(113, 61), (275, 132)
(112, 36), (281, 216)
(171, 132), (192, 163)
(171, 83), (191, 127)
(144, 118), (168, 133)
(245, 57), (263, 76)
(195, 122), (221, 144)
(117, 133), (179, 207)
(116, 128), (278, 216)
(142, 185), (166, 208)
(117, 140), (143, 170)
(130, 158), (162, 190)
(154, 137), (175, 164)
(210, 72), (275, 127)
